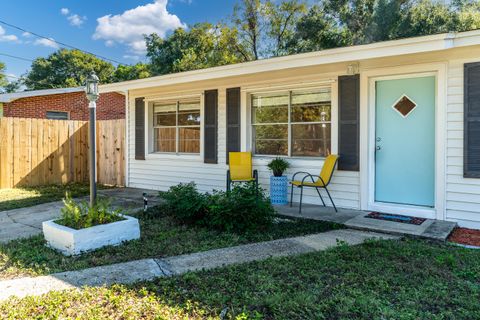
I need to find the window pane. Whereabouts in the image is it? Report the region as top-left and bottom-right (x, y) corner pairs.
(178, 101), (200, 126)
(253, 124), (288, 155)
(154, 128), (176, 152)
(154, 103), (176, 126)
(252, 93), (288, 124)
(291, 90), (331, 123)
(292, 123), (331, 157)
(46, 111), (69, 120)
(179, 127), (200, 153)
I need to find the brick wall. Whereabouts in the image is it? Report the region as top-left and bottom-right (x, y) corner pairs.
(2, 91), (125, 120)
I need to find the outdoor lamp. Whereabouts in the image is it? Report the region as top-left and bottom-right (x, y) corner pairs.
(85, 71), (100, 103)
(85, 71), (100, 207)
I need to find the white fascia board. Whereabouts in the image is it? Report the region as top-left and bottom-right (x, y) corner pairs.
(99, 31), (480, 93)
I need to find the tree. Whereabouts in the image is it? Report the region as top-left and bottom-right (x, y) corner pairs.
(24, 49), (115, 90)
(2, 80), (22, 93)
(233, 0), (267, 60)
(395, 0), (453, 38)
(0, 61), (7, 89)
(265, 0), (307, 56)
(146, 23), (248, 76)
(292, 0), (480, 54)
(112, 63), (151, 82)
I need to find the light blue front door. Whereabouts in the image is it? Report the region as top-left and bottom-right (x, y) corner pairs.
(375, 76), (435, 207)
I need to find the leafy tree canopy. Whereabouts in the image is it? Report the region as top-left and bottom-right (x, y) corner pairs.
(112, 63), (151, 82)
(293, 0), (480, 53)
(24, 49), (115, 90)
(0, 61), (7, 89)
(146, 22), (248, 76)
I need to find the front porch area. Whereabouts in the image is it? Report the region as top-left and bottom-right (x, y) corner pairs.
(276, 203), (457, 242)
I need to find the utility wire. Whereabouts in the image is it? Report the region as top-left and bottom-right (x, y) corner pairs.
(0, 52), (34, 62)
(0, 19), (127, 65)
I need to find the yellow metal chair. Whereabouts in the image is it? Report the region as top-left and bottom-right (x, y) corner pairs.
(227, 152), (258, 192)
(290, 154), (339, 213)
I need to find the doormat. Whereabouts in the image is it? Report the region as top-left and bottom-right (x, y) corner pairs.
(365, 212), (426, 225)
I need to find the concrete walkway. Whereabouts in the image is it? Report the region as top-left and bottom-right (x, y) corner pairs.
(0, 188), (161, 243)
(0, 229), (399, 301)
(277, 204), (457, 241)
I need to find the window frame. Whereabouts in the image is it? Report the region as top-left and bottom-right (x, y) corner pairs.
(151, 99), (201, 155)
(250, 87), (334, 158)
(46, 110), (69, 120)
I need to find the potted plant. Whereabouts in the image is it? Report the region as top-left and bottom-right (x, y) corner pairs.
(42, 194), (140, 256)
(267, 157), (290, 205)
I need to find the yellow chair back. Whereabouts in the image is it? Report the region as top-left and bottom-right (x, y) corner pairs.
(319, 154), (339, 186)
(229, 152), (253, 181)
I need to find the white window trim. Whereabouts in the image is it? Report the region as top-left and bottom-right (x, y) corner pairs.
(247, 84), (337, 159)
(144, 93), (204, 161)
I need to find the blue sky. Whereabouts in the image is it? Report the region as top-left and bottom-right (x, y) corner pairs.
(0, 0), (237, 80)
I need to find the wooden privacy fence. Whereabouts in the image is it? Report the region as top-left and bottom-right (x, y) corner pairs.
(0, 118), (125, 188)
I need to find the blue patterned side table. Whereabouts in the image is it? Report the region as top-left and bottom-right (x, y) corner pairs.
(270, 176), (288, 205)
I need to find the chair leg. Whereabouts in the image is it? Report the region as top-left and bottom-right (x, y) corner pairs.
(315, 187), (326, 207)
(290, 183), (294, 207)
(299, 186), (304, 213)
(324, 187), (337, 212)
(226, 171), (231, 193)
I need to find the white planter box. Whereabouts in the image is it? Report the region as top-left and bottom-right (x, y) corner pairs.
(42, 215), (140, 256)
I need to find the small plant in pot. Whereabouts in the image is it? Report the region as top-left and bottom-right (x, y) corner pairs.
(42, 193), (140, 256)
(267, 157), (290, 205)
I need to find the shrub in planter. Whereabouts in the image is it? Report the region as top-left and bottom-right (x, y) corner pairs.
(267, 157), (290, 205)
(267, 157), (290, 177)
(57, 193), (124, 229)
(206, 184), (275, 233)
(43, 193), (139, 256)
(161, 182), (207, 224)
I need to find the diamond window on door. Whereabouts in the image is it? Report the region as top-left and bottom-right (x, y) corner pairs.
(392, 95), (417, 118)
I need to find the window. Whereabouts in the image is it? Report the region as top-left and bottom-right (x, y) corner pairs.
(251, 88), (331, 157)
(46, 111), (69, 120)
(153, 99), (201, 154)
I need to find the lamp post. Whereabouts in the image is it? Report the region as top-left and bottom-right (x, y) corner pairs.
(85, 71), (100, 207)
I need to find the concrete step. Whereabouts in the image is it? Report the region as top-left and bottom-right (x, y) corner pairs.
(276, 204), (457, 242)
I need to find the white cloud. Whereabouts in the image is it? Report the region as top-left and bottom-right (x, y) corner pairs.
(22, 32), (32, 38)
(67, 14), (87, 27)
(0, 26), (18, 42)
(61, 8), (70, 15)
(123, 54), (141, 61)
(34, 38), (59, 49)
(93, 0), (185, 54)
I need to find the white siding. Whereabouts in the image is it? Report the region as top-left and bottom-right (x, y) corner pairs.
(446, 59), (480, 228)
(127, 84), (360, 210)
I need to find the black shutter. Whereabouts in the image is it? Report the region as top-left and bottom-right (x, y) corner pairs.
(204, 90), (218, 164)
(226, 87), (241, 163)
(338, 74), (360, 171)
(135, 97), (145, 160)
(464, 62), (480, 178)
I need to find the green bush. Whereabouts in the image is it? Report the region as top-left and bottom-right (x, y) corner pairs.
(206, 184), (275, 233)
(160, 182), (275, 233)
(160, 182), (207, 224)
(57, 193), (124, 230)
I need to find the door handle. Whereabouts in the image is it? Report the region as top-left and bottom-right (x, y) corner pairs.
(376, 146), (382, 151)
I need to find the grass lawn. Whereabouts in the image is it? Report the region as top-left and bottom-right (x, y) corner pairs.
(0, 210), (342, 280)
(1, 239), (479, 319)
(0, 184), (95, 211)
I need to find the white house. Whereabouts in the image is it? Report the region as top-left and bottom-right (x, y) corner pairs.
(101, 30), (480, 229)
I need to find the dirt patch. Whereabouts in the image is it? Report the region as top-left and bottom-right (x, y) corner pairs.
(448, 227), (480, 247)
